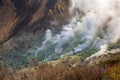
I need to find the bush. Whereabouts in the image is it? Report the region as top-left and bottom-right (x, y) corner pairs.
(107, 64), (120, 80)
(19, 64), (107, 80)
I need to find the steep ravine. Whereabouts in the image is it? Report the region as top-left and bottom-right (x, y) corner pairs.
(0, 0), (69, 54)
(0, 0), (70, 68)
(1, 0), (120, 68)
(0, 0), (120, 80)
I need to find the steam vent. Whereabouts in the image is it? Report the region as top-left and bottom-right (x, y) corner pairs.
(0, 0), (120, 80)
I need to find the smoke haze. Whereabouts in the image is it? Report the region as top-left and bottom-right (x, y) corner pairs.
(36, 0), (120, 60)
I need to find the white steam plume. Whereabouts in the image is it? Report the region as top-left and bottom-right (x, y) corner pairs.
(35, 29), (52, 57)
(35, 0), (120, 59)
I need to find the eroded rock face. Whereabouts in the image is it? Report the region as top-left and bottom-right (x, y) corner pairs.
(0, 0), (17, 43)
(0, 0), (69, 54)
